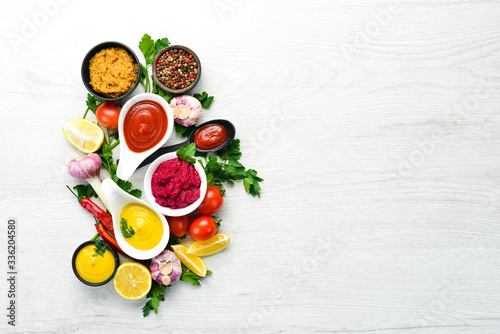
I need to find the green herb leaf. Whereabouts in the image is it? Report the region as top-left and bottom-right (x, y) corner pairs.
(157, 87), (176, 103)
(202, 139), (263, 197)
(142, 281), (167, 317)
(179, 264), (212, 286)
(154, 38), (170, 54)
(193, 92), (215, 108)
(86, 94), (102, 114)
(243, 169), (263, 197)
(120, 218), (135, 238)
(177, 143), (197, 165)
(174, 123), (195, 138)
(73, 184), (96, 202)
(92, 238), (107, 257)
(139, 34), (156, 66)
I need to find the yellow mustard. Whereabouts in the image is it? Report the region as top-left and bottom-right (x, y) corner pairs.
(75, 244), (115, 284)
(120, 203), (163, 251)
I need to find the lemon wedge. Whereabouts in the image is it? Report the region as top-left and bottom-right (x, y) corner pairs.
(187, 233), (230, 257)
(171, 244), (207, 277)
(63, 118), (104, 153)
(113, 262), (152, 300)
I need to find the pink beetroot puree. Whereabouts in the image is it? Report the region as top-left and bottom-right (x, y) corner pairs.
(151, 158), (201, 209)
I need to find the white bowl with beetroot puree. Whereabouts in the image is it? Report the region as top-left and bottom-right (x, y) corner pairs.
(116, 93), (174, 180)
(144, 152), (207, 217)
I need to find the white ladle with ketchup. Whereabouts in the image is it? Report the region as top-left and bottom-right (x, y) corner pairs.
(116, 93), (174, 180)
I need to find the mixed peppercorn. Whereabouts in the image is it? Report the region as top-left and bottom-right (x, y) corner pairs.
(156, 48), (199, 90)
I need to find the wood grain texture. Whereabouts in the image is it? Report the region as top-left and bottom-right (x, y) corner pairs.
(1, 0), (500, 333)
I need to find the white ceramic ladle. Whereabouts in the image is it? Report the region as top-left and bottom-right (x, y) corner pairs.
(101, 178), (170, 260)
(116, 93), (174, 180)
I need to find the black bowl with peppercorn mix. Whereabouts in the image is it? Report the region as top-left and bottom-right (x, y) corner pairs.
(153, 45), (201, 94)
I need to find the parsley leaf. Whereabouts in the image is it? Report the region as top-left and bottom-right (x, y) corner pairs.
(194, 92), (215, 108)
(139, 34), (155, 66)
(92, 238), (107, 257)
(154, 38), (170, 54)
(179, 264), (212, 286)
(177, 143), (197, 165)
(72, 184), (96, 202)
(202, 139), (263, 197)
(174, 123), (195, 138)
(83, 94), (103, 119)
(157, 87), (176, 103)
(142, 281), (167, 317)
(120, 218), (135, 238)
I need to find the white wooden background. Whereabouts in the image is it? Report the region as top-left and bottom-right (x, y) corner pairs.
(1, 0), (500, 333)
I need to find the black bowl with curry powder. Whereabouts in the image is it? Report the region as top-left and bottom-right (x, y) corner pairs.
(81, 41), (141, 101)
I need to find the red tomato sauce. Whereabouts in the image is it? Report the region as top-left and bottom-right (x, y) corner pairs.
(123, 100), (168, 153)
(193, 124), (227, 150)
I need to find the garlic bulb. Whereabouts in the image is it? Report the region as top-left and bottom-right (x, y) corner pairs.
(68, 154), (110, 212)
(170, 95), (202, 127)
(150, 250), (182, 286)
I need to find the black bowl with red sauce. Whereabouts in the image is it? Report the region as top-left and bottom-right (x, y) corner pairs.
(188, 119), (236, 153)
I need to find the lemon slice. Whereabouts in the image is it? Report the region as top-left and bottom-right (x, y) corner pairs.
(113, 262), (152, 300)
(171, 244), (207, 277)
(187, 233), (230, 257)
(63, 118), (104, 153)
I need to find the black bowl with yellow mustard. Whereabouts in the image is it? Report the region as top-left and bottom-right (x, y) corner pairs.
(81, 41), (141, 101)
(72, 240), (120, 287)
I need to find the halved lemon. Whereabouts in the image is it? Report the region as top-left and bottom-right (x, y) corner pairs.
(171, 244), (207, 277)
(113, 262), (152, 300)
(187, 233), (230, 257)
(63, 118), (104, 153)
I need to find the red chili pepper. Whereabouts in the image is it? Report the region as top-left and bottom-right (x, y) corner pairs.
(80, 198), (114, 237)
(95, 222), (124, 254)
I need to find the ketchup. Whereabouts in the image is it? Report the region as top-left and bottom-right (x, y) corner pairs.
(193, 124), (228, 150)
(123, 100), (168, 153)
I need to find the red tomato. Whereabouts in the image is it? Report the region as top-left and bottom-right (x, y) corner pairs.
(96, 101), (121, 129)
(197, 186), (224, 215)
(166, 215), (190, 237)
(189, 215), (217, 241)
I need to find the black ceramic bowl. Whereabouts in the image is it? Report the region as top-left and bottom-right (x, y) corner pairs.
(152, 45), (202, 95)
(72, 240), (120, 287)
(81, 41), (141, 101)
(188, 119), (236, 153)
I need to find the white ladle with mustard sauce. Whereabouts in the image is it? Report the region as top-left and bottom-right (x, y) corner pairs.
(101, 178), (170, 260)
(116, 93), (174, 180)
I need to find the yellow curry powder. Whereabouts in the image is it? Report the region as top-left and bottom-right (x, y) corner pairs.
(89, 47), (138, 98)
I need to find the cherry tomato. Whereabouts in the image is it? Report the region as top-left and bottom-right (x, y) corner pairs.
(96, 101), (121, 129)
(189, 215), (217, 241)
(197, 186), (224, 215)
(166, 215), (190, 237)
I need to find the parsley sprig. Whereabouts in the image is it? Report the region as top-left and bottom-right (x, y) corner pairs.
(180, 264), (212, 286)
(120, 218), (135, 238)
(177, 143), (197, 165)
(92, 238), (107, 257)
(142, 281), (167, 317)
